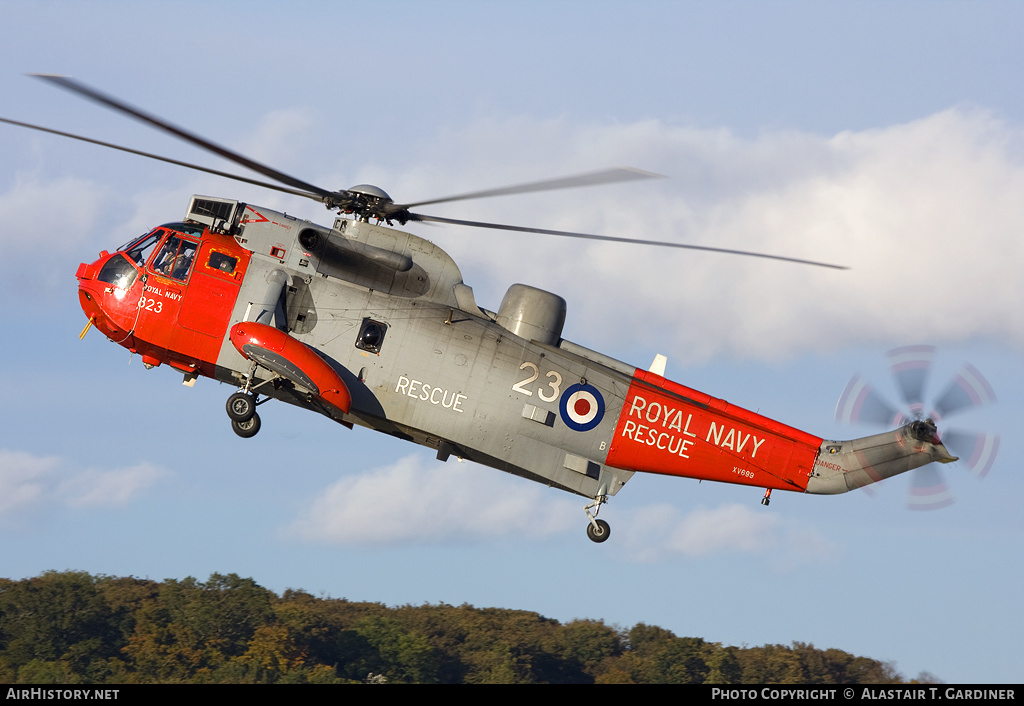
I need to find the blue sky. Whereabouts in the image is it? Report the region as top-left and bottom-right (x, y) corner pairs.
(1, 0), (1021, 683)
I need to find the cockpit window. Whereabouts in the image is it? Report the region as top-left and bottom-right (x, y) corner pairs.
(116, 231), (149, 253)
(97, 254), (139, 290)
(161, 221), (205, 237)
(151, 235), (199, 282)
(121, 230), (164, 267)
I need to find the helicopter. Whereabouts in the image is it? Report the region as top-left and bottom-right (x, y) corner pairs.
(2, 75), (959, 543)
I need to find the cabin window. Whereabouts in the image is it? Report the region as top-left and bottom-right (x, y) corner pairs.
(355, 318), (388, 354)
(208, 251), (237, 274)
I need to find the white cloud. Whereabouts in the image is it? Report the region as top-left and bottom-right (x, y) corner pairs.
(0, 175), (109, 295)
(287, 454), (836, 564)
(385, 107), (1024, 364)
(0, 449), (169, 519)
(287, 454), (578, 545)
(238, 108), (318, 170)
(11, 102), (1020, 363)
(58, 462), (168, 508)
(618, 502), (837, 565)
(0, 449), (59, 515)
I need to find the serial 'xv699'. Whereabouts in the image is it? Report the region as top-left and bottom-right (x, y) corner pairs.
(1, 75), (960, 542)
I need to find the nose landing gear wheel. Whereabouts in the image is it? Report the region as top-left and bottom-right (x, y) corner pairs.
(231, 412), (261, 438)
(586, 519), (610, 543)
(226, 392), (257, 423)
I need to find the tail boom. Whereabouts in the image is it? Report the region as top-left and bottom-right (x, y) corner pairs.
(807, 420), (957, 495)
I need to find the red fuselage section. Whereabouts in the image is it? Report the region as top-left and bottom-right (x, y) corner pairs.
(606, 370), (823, 492)
(76, 222), (250, 375)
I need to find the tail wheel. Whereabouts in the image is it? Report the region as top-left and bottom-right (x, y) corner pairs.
(586, 519), (611, 543)
(226, 392), (257, 423)
(231, 412), (261, 438)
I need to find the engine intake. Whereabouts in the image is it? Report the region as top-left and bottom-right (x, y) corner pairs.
(496, 284), (566, 346)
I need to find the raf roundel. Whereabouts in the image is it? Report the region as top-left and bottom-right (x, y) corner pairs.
(559, 383), (606, 432)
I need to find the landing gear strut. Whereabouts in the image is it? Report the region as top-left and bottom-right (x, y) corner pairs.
(226, 363), (271, 438)
(584, 496), (611, 543)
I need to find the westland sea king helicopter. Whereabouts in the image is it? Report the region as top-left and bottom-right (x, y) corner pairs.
(2, 76), (964, 542)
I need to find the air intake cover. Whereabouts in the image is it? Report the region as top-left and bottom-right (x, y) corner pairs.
(496, 284), (566, 345)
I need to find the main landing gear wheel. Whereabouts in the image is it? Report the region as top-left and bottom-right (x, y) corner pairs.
(226, 392), (257, 423)
(583, 495), (610, 543)
(587, 519), (611, 543)
(231, 412), (261, 438)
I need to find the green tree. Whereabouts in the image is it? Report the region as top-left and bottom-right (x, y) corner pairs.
(0, 571), (122, 682)
(121, 573), (276, 682)
(354, 615), (440, 684)
(0, 572), (924, 684)
(560, 619), (623, 680)
(617, 623), (709, 684)
(703, 643), (742, 684)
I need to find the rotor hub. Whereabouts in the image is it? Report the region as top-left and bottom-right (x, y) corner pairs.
(327, 184), (410, 224)
(347, 184), (391, 201)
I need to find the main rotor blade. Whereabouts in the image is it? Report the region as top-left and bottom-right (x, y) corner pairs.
(399, 168), (663, 209)
(32, 74), (334, 201)
(409, 212), (848, 270)
(0, 117), (320, 200)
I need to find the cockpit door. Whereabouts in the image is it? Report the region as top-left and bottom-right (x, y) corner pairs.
(178, 239), (250, 338)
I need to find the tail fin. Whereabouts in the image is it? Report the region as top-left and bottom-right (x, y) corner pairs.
(807, 420), (957, 495)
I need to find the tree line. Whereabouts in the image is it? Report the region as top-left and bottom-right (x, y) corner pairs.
(0, 571), (935, 684)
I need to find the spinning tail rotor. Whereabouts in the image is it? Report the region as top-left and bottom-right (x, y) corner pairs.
(835, 345), (999, 509)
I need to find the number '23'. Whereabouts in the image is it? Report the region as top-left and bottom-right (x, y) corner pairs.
(512, 362), (561, 402)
